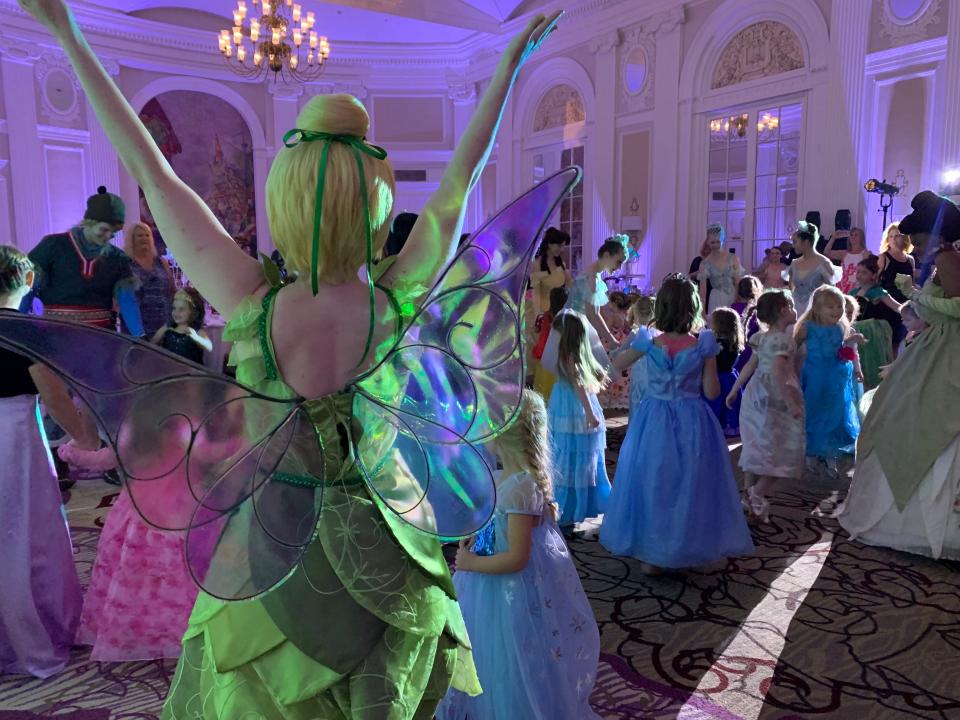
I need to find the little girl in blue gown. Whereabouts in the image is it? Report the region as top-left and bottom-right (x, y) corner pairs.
(543, 309), (611, 526)
(437, 390), (600, 720)
(795, 285), (861, 479)
(599, 275), (754, 570)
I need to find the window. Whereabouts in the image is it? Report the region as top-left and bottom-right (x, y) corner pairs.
(708, 113), (748, 257)
(560, 145), (585, 272)
(707, 103), (803, 267)
(754, 104), (801, 265)
(534, 145), (585, 273)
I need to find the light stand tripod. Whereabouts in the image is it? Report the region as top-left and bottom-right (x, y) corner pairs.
(879, 190), (895, 230)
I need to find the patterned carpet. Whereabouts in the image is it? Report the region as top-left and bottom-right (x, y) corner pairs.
(2, 418), (959, 719)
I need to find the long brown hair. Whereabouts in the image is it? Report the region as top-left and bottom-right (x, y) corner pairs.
(495, 389), (555, 507)
(654, 274), (702, 334)
(553, 310), (608, 394)
(710, 307), (745, 354)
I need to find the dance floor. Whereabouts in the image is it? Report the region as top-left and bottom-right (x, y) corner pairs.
(2, 415), (958, 719)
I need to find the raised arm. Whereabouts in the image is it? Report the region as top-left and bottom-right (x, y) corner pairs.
(384, 11), (562, 291)
(20, 0), (263, 317)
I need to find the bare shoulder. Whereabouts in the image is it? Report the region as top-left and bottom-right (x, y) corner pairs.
(935, 250), (960, 297)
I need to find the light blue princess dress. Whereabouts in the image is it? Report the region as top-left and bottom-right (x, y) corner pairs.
(548, 375), (611, 526)
(801, 323), (860, 458)
(599, 329), (754, 567)
(437, 471), (600, 720)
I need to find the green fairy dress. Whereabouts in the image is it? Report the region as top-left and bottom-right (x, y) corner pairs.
(161, 272), (480, 720)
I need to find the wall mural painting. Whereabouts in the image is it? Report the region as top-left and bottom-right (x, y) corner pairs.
(139, 90), (257, 258)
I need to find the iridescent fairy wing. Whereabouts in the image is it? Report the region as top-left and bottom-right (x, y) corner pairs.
(353, 166), (582, 538)
(0, 313), (323, 600)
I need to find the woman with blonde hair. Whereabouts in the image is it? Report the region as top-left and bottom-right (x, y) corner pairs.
(123, 221), (175, 337)
(16, 0), (562, 716)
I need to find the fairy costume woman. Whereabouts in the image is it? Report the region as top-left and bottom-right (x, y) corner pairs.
(9, 2), (566, 716)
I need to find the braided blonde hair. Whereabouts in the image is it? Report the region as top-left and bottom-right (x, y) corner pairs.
(0, 245), (33, 296)
(495, 389), (555, 507)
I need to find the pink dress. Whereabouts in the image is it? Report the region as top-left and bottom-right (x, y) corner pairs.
(76, 491), (197, 661)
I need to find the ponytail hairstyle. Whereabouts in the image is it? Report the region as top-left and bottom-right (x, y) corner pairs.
(709, 306), (745, 354)
(266, 94), (395, 284)
(627, 294), (655, 328)
(0, 245), (33, 296)
(755, 288), (793, 327)
(552, 310), (608, 394)
(494, 389), (555, 507)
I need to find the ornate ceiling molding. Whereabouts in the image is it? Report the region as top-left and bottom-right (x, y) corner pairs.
(711, 21), (805, 90)
(34, 51), (83, 126)
(619, 25), (656, 113)
(589, 29), (622, 56)
(878, 0), (942, 44)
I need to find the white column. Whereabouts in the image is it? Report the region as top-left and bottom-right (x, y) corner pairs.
(0, 44), (45, 251)
(649, 11), (684, 282)
(588, 30), (620, 255)
(253, 146), (274, 256)
(829, 0), (872, 223)
(0, 159), (12, 248)
(449, 80), (479, 231)
(268, 83), (303, 151)
(495, 92), (515, 209)
(939, 2), (960, 175)
(85, 59), (124, 246)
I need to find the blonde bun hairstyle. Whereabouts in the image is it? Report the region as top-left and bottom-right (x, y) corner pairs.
(266, 94), (395, 284)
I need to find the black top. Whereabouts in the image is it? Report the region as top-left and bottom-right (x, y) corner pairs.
(689, 256), (713, 303)
(855, 288), (901, 329)
(161, 328), (204, 364)
(878, 251), (913, 303)
(0, 347), (38, 398)
(716, 339), (740, 373)
(29, 229), (134, 308)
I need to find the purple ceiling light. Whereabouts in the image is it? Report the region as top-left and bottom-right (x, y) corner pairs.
(218, 0), (330, 82)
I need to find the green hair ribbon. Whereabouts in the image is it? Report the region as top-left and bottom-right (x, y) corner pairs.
(282, 128), (388, 366)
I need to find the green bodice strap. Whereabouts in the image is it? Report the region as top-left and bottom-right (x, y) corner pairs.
(858, 280), (960, 509)
(162, 272), (478, 720)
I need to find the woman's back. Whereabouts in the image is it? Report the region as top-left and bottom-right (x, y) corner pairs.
(266, 278), (401, 398)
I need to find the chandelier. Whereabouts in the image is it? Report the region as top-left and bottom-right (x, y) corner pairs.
(218, 0), (331, 82)
(710, 113), (749, 139)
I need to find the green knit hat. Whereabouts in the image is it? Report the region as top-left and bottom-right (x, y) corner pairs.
(84, 186), (125, 225)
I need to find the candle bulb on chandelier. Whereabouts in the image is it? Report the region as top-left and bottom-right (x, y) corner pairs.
(309, 31), (318, 49)
(250, 19), (259, 41)
(233, 10), (241, 25)
(289, 55), (298, 69)
(293, 3), (301, 22)
(233, 27), (242, 45)
(320, 36), (329, 57)
(254, 50), (262, 66)
(237, 45), (246, 62)
(293, 29), (302, 46)
(307, 11), (315, 26)
(272, 28), (281, 45)
(262, 1), (271, 15)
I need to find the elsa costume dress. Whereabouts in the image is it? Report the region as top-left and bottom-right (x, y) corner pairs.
(599, 329), (754, 566)
(839, 279), (960, 560)
(436, 471), (600, 720)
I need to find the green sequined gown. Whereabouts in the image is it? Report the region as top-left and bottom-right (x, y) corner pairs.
(161, 282), (479, 719)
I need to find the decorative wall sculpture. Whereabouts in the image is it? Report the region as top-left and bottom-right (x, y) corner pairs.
(139, 90), (256, 257)
(711, 21), (805, 90)
(878, 0), (942, 45)
(533, 83), (586, 132)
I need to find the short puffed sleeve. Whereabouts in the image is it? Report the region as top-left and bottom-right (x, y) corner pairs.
(628, 325), (654, 353)
(697, 328), (720, 357)
(765, 331), (795, 357)
(498, 472), (546, 516)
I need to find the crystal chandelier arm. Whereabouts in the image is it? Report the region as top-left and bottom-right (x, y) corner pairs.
(383, 11), (562, 293)
(19, 0), (265, 318)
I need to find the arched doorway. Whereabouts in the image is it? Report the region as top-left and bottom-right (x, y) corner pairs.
(137, 90), (257, 262)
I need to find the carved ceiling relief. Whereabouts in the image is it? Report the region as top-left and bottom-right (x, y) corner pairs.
(878, 0), (942, 46)
(34, 53), (86, 128)
(711, 21), (805, 90)
(533, 84), (586, 132)
(618, 26), (656, 114)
